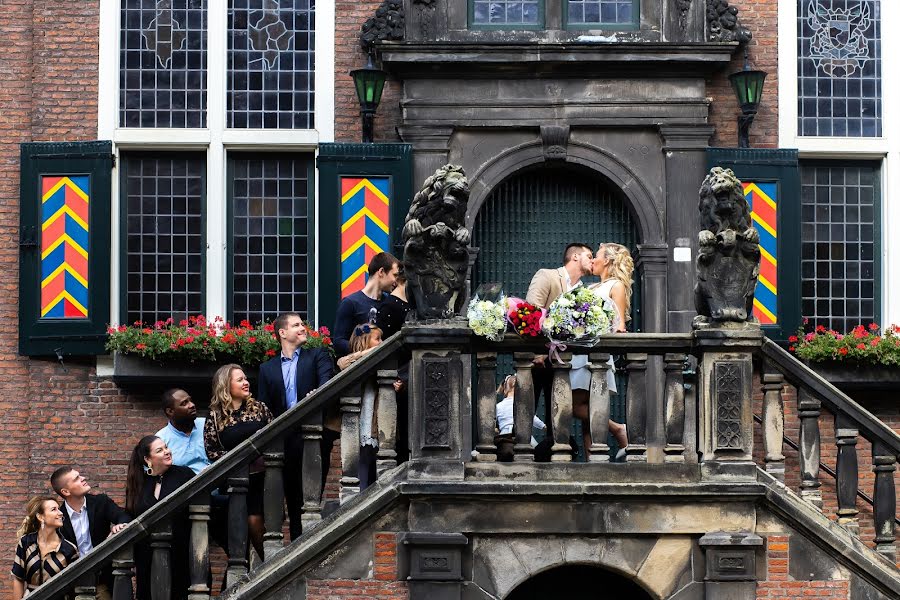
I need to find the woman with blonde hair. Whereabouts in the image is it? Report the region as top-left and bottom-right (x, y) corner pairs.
(570, 243), (633, 460)
(204, 363), (273, 559)
(12, 495), (78, 599)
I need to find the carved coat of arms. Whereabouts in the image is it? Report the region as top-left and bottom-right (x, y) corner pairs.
(806, 1), (872, 78)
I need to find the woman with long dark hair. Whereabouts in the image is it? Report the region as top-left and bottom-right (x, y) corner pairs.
(126, 435), (194, 600)
(11, 495), (78, 599)
(204, 364), (272, 559)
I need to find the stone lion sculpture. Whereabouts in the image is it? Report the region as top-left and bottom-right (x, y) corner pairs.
(694, 167), (761, 327)
(402, 164), (471, 319)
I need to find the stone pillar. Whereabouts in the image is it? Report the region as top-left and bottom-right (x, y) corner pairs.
(406, 323), (472, 480)
(699, 531), (764, 600)
(695, 328), (763, 479)
(399, 532), (468, 600)
(659, 125), (715, 333)
(636, 244), (668, 463)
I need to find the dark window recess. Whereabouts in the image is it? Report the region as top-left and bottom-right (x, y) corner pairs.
(230, 154), (311, 324)
(227, 0), (315, 129)
(119, 0), (207, 128)
(800, 161), (881, 332)
(797, 0), (881, 137)
(122, 154), (205, 324)
(471, 0), (541, 25)
(567, 0), (635, 26)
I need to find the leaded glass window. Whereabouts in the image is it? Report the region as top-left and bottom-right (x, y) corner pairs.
(470, 1), (542, 27)
(228, 0), (315, 129)
(119, 0), (207, 128)
(567, 0), (637, 26)
(800, 162), (880, 332)
(122, 154), (205, 323)
(798, 0), (881, 137)
(230, 154), (311, 324)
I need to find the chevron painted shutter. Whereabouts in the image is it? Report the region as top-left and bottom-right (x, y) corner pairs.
(19, 141), (113, 356)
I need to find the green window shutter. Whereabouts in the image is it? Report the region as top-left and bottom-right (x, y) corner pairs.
(19, 141), (113, 356)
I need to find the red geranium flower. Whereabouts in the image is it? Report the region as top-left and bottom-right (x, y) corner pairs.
(868, 322), (879, 331)
(839, 347), (848, 355)
(266, 349), (276, 357)
(788, 335), (798, 343)
(248, 336), (256, 343)
(856, 343), (866, 350)
(135, 343), (147, 350)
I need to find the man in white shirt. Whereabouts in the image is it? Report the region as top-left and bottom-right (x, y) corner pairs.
(155, 388), (209, 474)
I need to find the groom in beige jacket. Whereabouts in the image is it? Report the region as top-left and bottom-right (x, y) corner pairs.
(526, 242), (594, 309)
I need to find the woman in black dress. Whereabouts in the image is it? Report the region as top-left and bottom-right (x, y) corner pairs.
(126, 435), (195, 600)
(204, 363), (272, 559)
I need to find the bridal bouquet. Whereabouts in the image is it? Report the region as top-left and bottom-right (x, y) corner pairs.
(467, 294), (507, 341)
(506, 297), (545, 338)
(542, 287), (614, 345)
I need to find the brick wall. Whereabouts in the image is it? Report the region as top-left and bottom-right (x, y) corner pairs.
(757, 534), (850, 599)
(707, 0), (780, 148)
(307, 532), (408, 599)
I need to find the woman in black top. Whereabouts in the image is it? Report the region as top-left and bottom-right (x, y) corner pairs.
(126, 435), (195, 600)
(204, 363), (272, 559)
(12, 495), (78, 599)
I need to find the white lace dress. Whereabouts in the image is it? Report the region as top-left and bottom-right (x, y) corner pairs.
(569, 279), (620, 394)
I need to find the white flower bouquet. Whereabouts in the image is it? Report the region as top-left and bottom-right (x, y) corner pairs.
(542, 287), (615, 345)
(467, 287), (507, 341)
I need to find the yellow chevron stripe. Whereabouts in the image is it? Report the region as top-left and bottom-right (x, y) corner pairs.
(42, 204), (89, 232)
(340, 264), (369, 291)
(341, 179), (389, 205)
(41, 263), (88, 289)
(41, 290), (88, 317)
(753, 298), (777, 323)
(341, 207), (389, 234)
(42, 177), (90, 203)
(758, 274), (777, 294)
(41, 235), (88, 260)
(760, 246), (777, 266)
(340, 235), (384, 262)
(752, 212), (777, 238)
(743, 183), (776, 211)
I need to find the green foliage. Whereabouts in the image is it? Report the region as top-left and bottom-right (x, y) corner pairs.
(790, 322), (900, 366)
(105, 316), (333, 367)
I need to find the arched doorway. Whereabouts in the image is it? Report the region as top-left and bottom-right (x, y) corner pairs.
(504, 564), (654, 600)
(471, 164), (641, 327)
(471, 164), (641, 454)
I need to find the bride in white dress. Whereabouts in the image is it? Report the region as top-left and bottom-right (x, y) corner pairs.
(570, 243), (632, 458)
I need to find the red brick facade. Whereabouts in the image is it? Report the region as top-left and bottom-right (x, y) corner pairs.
(757, 535), (850, 599)
(307, 532), (408, 599)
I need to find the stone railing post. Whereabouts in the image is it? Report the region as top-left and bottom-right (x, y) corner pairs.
(111, 546), (135, 600)
(376, 368), (400, 476)
(834, 414), (859, 534)
(624, 353), (648, 462)
(151, 521), (173, 600)
(695, 328), (762, 479)
(74, 573), (97, 600)
(474, 353), (498, 462)
(664, 353), (686, 463)
(188, 501), (211, 600)
(300, 411), (324, 531)
(406, 323), (473, 480)
(872, 442), (897, 562)
(512, 352), (536, 462)
(340, 396), (361, 503)
(550, 351), (573, 462)
(263, 450), (286, 559)
(225, 467), (250, 587)
(761, 369), (786, 482)
(587, 352), (611, 462)
(797, 388), (823, 510)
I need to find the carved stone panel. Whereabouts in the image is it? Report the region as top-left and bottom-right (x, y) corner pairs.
(714, 361), (744, 450)
(423, 358), (451, 448)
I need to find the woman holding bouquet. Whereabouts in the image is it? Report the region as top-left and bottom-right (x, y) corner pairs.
(570, 242), (633, 459)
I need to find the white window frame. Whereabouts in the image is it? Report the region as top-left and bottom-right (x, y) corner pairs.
(98, 0), (334, 327)
(778, 0), (899, 326)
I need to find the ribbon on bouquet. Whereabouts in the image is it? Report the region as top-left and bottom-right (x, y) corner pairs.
(547, 341), (568, 365)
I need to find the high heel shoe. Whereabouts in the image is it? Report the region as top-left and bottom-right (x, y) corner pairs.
(614, 425), (628, 461)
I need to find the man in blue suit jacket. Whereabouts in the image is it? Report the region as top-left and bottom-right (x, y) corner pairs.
(258, 312), (334, 540)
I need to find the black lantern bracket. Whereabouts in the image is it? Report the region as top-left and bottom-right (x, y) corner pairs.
(728, 46), (767, 149)
(350, 52), (387, 143)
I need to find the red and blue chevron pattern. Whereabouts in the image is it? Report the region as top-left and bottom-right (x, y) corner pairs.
(41, 175), (90, 318)
(340, 176), (390, 298)
(743, 181), (777, 325)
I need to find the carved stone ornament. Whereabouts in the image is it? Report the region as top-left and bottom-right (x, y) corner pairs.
(541, 125), (570, 162)
(714, 361), (743, 449)
(693, 167), (761, 328)
(402, 164), (471, 319)
(413, 0), (437, 5)
(423, 359), (451, 447)
(706, 0), (752, 43)
(360, 0), (405, 54)
(676, 0), (692, 30)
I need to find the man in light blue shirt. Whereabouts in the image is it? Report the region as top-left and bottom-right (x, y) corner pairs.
(155, 388), (209, 474)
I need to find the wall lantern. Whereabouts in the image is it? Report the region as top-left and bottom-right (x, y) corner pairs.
(728, 50), (767, 149)
(350, 54), (387, 143)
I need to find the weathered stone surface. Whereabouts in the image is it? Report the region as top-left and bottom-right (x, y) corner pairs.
(636, 536), (694, 598)
(788, 532), (851, 581)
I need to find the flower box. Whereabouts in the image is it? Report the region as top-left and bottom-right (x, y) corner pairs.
(106, 353), (231, 386)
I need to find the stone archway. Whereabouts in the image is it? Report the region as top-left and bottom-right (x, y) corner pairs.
(504, 564), (654, 600)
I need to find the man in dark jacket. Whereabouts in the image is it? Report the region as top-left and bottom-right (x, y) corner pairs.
(257, 312), (334, 540)
(51, 466), (131, 597)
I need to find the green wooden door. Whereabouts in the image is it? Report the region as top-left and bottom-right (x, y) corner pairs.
(472, 165), (640, 445)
